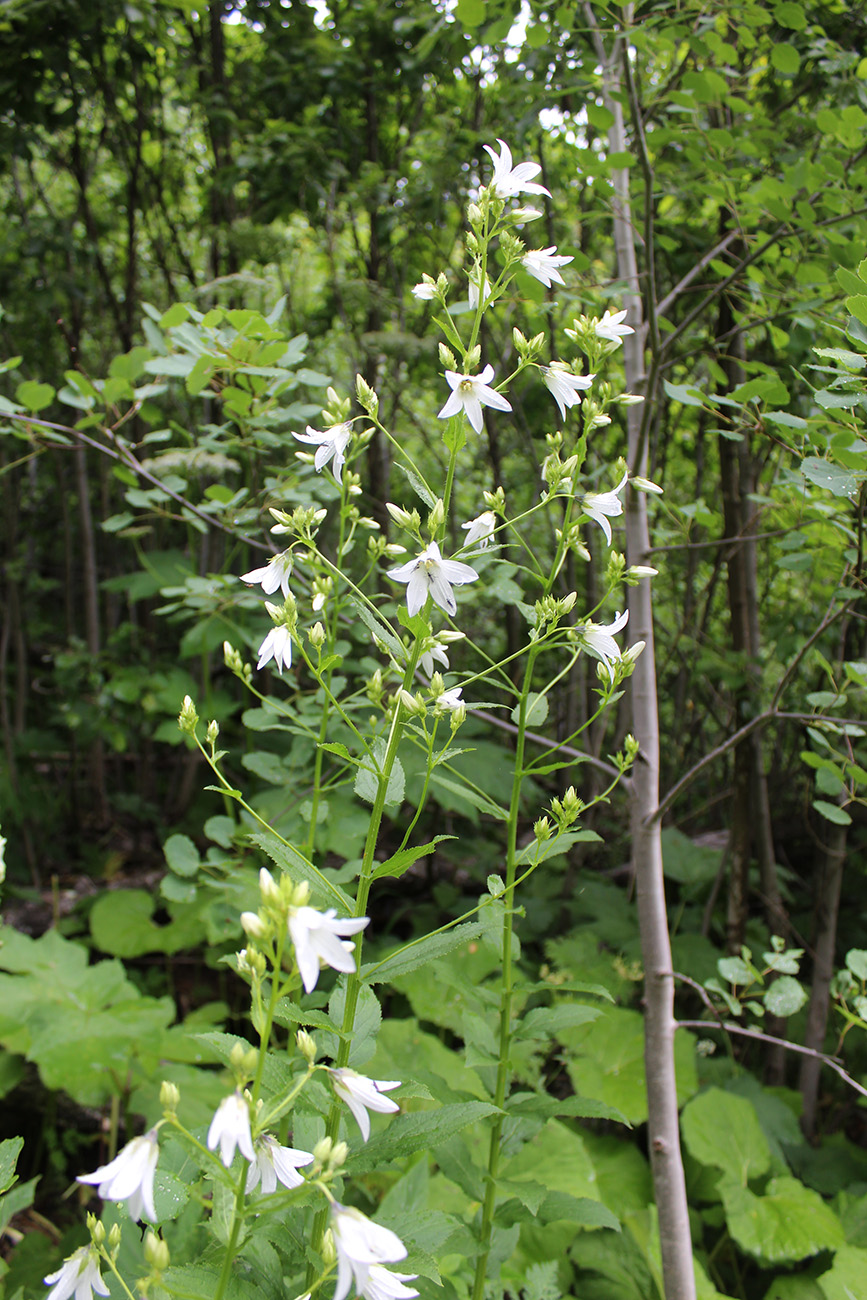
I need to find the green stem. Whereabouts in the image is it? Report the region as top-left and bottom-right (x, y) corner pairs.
(212, 1163), (248, 1300)
(471, 644), (538, 1300)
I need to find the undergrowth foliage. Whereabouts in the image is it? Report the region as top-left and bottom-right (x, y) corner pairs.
(8, 139), (648, 1300)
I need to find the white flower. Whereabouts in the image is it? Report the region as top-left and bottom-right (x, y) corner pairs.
(293, 422), (352, 481)
(44, 1247), (110, 1300)
(245, 1134), (314, 1194)
(468, 268), (492, 310)
(330, 1069), (401, 1141)
(543, 365), (595, 422)
(388, 541), (479, 619)
(331, 1204), (414, 1300)
(578, 610), (629, 678)
(240, 551), (293, 599)
(357, 1267), (420, 1300)
(411, 277), (437, 300)
(420, 642), (450, 677)
(435, 687), (464, 714)
(522, 247), (573, 288)
(581, 471), (628, 546)
(78, 1129), (159, 1223)
(257, 623), (293, 673)
(594, 309), (634, 346)
(461, 511), (496, 549)
(483, 138), (550, 198)
(438, 364), (512, 435)
(207, 1092), (255, 1167)
(288, 905), (369, 994)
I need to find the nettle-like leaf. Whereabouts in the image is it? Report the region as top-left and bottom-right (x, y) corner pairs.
(721, 1176), (845, 1262)
(681, 1089), (771, 1186)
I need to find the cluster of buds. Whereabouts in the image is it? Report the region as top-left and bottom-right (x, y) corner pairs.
(532, 591), (577, 634)
(311, 1135), (349, 1179)
(223, 640), (252, 683)
(512, 327), (546, 364)
(241, 867), (304, 943)
(270, 505), (328, 541)
(355, 372), (379, 416)
(550, 786), (584, 829)
(541, 433), (579, 497)
(177, 694), (198, 736)
(385, 502), (422, 537)
(311, 575), (332, 613)
(410, 272), (448, 304)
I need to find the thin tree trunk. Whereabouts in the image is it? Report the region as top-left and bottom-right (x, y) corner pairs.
(799, 820), (847, 1138)
(588, 9), (696, 1297)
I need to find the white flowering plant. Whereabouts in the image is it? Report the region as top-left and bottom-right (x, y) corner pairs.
(21, 137), (656, 1300)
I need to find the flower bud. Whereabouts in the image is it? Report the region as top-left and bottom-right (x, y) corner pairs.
(630, 475), (663, 494)
(223, 641), (244, 673)
(438, 343), (458, 370)
(622, 640), (646, 666)
(427, 498), (445, 534)
(321, 1230), (336, 1269)
(259, 867), (280, 901)
(107, 1223), (122, 1252)
(206, 719), (220, 746)
(355, 373), (379, 415)
(178, 695), (198, 735)
(308, 621), (326, 648)
(534, 816), (552, 841)
(90, 1215), (106, 1246)
(160, 1080), (181, 1114)
(240, 910), (266, 939)
(296, 1028), (317, 1063)
(144, 1232), (170, 1272)
(450, 702), (466, 730)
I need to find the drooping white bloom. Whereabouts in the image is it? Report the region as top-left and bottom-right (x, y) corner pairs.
(331, 1204), (414, 1300)
(594, 309), (634, 346)
(257, 623), (293, 673)
(293, 422), (352, 481)
(330, 1069), (401, 1141)
(543, 365), (595, 422)
(483, 139), (550, 198)
(581, 471), (629, 546)
(388, 541), (479, 619)
(78, 1129), (159, 1223)
(245, 1134), (314, 1195)
(411, 277), (437, 300)
(468, 267), (493, 311)
(207, 1092), (255, 1168)
(357, 1267), (420, 1300)
(578, 610), (629, 679)
(44, 1246), (110, 1300)
(420, 642), (450, 677)
(240, 551), (293, 599)
(522, 247), (573, 288)
(288, 905), (369, 994)
(461, 510), (497, 549)
(438, 365), (512, 435)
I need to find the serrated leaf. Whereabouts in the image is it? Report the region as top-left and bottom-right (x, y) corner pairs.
(248, 829), (353, 911)
(722, 1176), (844, 1261)
(394, 461), (436, 508)
(354, 740), (405, 810)
(0, 1138), (23, 1195)
(516, 829), (602, 867)
(516, 1003), (602, 1040)
(348, 596), (405, 661)
(363, 922), (485, 984)
(371, 836), (456, 882)
(349, 1101), (498, 1172)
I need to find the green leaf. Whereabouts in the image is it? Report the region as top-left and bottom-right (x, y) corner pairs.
(721, 1176), (845, 1261)
(846, 949), (867, 980)
(454, 0), (485, 26)
(846, 295), (867, 327)
(681, 1088), (771, 1184)
(774, 1), (806, 28)
(371, 836), (456, 882)
(394, 461), (436, 508)
(504, 1092), (628, 1125)
(771, 43), (801, 75)
(328, 983), (381, 1068)
(516, 829), (602, 867)
(15, 381), (55, 411)
(363, 922), (485, 984)
(349, 1101), (498, 1172)
(764, 410), (808, 429)
(429, 773), (509, 820)
(717, 955), (753, 985)
(663, 380), (706, 407)
(763, 976), (807, 1016)
(813, 799), (852, 826)
(511, 692), (549, 727)
(802, 457), (859, 499)
(248, 829), (353, 912)
(515, 1003), (602, 1040)
(0, 1138), (23, 1194)
(348, 596), (405, 662)
(354, 739), (405, 810)
(164, 833), (200, 877)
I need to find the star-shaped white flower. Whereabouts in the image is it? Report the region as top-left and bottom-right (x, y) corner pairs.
(388, 541), (479, 619)
(357, 1267), (420, 1300)
(543, 365), (595, 422)
(293, 422), (352, 481)
(594, 309), (634, 346)
(578, 610), (629, 678)
(288, 905), (369, 994)
(483, 139), (550, 198)
(207, 1091), (255, 1168)
(435, 686), (464, 714)
(330, 1069), (401, 1141)
(582, 471), (628, 546)
(240, 551), (293, 599)
(420, 642), (449, 677)
(331, 1204), (415, 1300)
(522, 247), (573, 288)
(438, 364), (512, 435)
(245, 1134), (314, 1194)
(257, 621), (293, 673)
(78, 1129), (159, 1223)
(44, 1246), (110, 1300)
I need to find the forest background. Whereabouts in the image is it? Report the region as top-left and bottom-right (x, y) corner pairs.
(3, 1), (867, 1299)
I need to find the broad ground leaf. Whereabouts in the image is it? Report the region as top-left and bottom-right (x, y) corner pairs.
(721, 1177), (845, 1261)
(816, 1244), (867, 1298)
(762, 1280), (825, 1299)
(681, 1088), (771, 1184)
